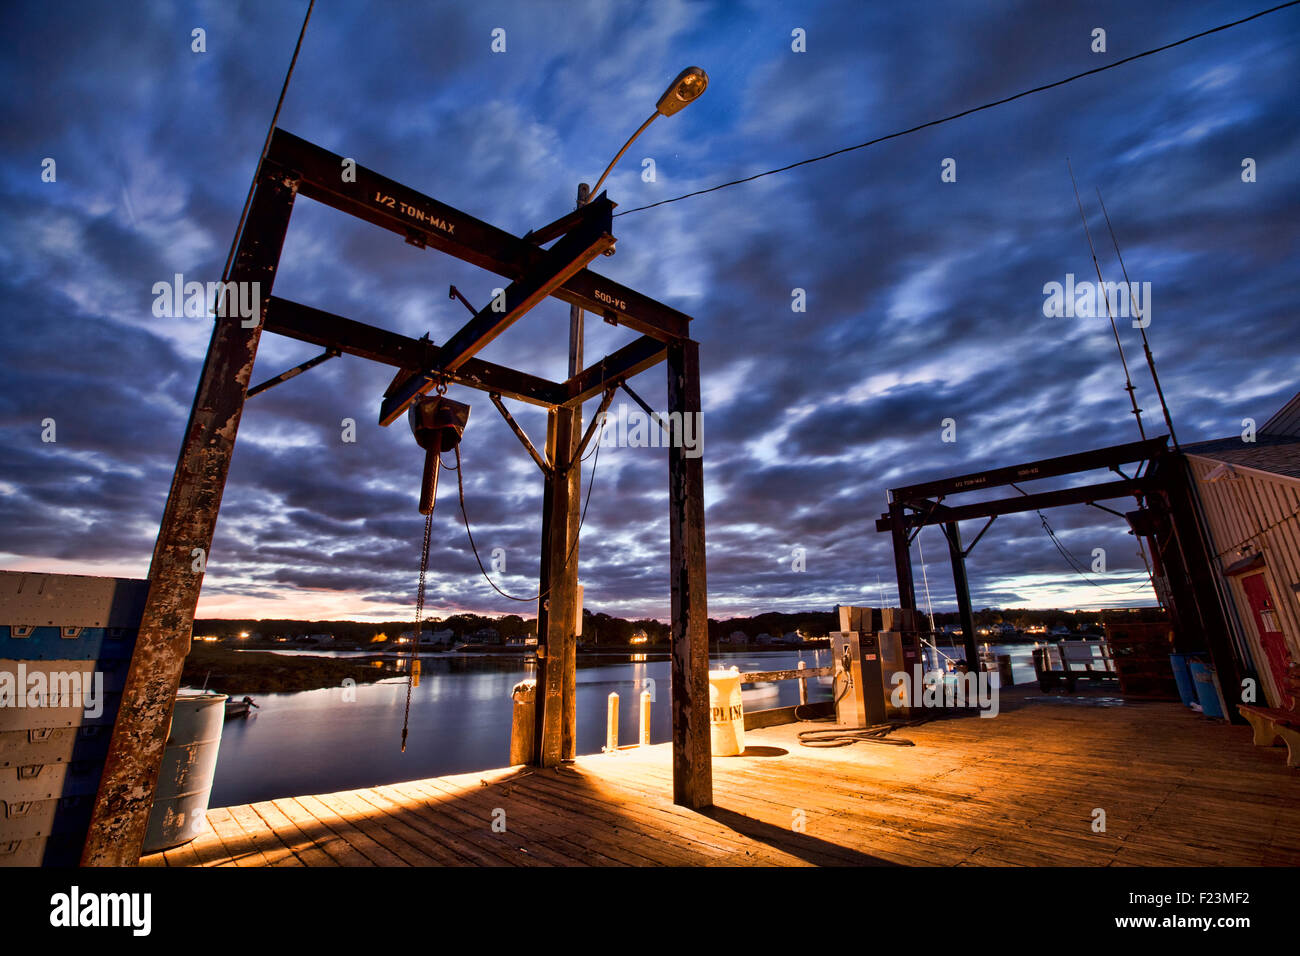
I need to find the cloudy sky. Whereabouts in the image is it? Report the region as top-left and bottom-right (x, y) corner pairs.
(2, 0), (1297, 623)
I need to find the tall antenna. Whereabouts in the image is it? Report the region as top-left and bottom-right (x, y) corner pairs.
(1067, 158), (1146, 440)
(1095, 187), (1180, 450)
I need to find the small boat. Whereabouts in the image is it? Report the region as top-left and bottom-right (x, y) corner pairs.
(741, 681), (780, 706)
(225, 695), (259, 719)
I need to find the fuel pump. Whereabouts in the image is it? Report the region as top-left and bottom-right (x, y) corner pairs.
(829, 628), (888, 728)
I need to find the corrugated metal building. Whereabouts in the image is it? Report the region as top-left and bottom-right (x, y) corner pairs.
(1184, 391), (1300, 709)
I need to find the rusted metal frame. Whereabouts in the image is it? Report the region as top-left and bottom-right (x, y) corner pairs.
(82, 165), (300, 866)
(570, 387), (617, 467)
(566, 334), (668, 406)
(265, 128), (690, 342)
(489, 392), (550, 476)
(620, 380), (671, 438)
(877, 478), (1153, 532)
(927, 478), (1152, 528)
(259, 297), (566, 411)
(246, 347), (339, 398)
(434, 197), (616, 374)
(891, 436), (1169, 502)
(667, 338), (712, 809)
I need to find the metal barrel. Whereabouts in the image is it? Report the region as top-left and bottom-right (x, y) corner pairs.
(142, 694), (227, 854)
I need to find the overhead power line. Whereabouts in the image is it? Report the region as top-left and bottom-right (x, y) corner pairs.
(615, 1), (1299, 217)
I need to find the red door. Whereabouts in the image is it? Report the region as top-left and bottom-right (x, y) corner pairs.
(1241, 573), (1293, 708)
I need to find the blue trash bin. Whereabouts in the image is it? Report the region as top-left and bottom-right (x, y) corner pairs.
(1169, 654), (1201, 707)
(1189, 658), (1225, 718)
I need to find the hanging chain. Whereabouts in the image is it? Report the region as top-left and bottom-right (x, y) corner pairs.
(400, 507), (435, 752)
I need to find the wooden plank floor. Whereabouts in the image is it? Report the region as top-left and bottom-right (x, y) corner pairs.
(141, 691), (1300, 867)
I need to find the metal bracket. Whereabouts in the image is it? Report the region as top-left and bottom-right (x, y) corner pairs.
(490, 393), (550, 476)
(620, 380), (670, 437)
(963, 516), (997, 557)
(247, 348), (340, 398)
(570, 387), (618, 469)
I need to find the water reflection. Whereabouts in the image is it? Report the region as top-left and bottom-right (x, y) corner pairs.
(209, 643), (1037, 807)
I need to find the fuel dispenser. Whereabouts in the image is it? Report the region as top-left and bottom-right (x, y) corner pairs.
(830, 605), (932, 726)
(828, 628), (888, 728)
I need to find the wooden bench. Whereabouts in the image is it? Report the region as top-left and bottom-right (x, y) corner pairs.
(1238, 660), (1300, 768)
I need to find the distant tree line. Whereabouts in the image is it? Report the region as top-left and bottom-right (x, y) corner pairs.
(193, 604), (1161, 648)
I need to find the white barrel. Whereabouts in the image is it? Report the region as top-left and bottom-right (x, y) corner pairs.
(142, 694), (227, 854)
(708, 668), (745, 756)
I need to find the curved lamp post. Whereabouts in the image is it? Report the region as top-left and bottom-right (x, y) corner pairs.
(568, 66), (708, 375)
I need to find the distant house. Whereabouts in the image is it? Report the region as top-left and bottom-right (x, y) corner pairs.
(629, 628), (649, 645)
(782, 631), (800, 642)
(421, 629), (455, 646)
(466, 627), (502, 645)
(754, 632), (775, 645)
(726, 630), (748, 645)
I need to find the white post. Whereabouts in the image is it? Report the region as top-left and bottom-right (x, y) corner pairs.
(639, 689), (652, 746)
(797, 660), (807, 705)
(606, 691), (619, 752)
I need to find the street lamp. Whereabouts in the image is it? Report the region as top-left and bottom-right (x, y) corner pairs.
(562, 67), (708, 651)
(568, 66), (708, 376)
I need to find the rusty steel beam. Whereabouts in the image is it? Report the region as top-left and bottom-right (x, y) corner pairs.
(892, 436), (1168, 503)
(567, 334), (668, 406)
(266, 128), (690, 342)
(876, 477), (1154, 532)
(434, 196), (615, 373)
(260, 296), (567, 411)
(82, 167), (299, 865)
(666, 338), (712, 810)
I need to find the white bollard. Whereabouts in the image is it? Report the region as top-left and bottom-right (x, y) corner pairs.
(606, 691), (619, 752)
(639, 689), (652, 746)
(797, 660), (808, 705)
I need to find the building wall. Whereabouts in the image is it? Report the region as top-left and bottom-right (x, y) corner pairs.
(1189, 455), (1300, 708)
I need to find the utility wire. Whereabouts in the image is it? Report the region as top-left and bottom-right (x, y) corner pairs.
(615, 2), (1299, 218)
(452, 416), (607, 603)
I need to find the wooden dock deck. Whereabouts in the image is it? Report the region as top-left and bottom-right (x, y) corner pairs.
(142, 691), (1300, 867)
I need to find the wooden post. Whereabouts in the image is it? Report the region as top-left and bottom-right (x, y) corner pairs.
(945, 520), (980, 675)
(510, 680), (536, 765)
(81, 168), (298, 865)
(667, 338), (712, 809)
(798, 660), (808, 705)
(605, 691), (619, 752)
(640, 689), (652, 746)
(562, 183), (588, 761)
(535, 405), (579, 766)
